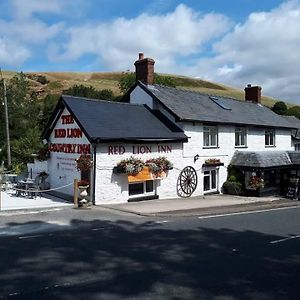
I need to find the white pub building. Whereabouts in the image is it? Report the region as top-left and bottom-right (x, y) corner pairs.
(42, 53), (298, 204)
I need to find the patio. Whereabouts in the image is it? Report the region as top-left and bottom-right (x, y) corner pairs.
(0, 190), (72, 211)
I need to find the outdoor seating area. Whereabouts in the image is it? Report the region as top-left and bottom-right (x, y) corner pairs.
(0, 170), (50, 198)
(0, 189), (72, 211)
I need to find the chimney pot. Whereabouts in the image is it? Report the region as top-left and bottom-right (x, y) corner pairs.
(247, 84), (251, 87)
(138, 53), (144, 60)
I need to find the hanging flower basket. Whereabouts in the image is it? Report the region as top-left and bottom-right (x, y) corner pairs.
(76, 155), (93, 172)
(36, 145), (50, 161)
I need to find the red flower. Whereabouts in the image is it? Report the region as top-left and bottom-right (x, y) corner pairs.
(78, 179), (89, 187)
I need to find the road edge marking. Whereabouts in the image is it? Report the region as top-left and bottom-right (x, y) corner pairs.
(197, 206), (300, 219)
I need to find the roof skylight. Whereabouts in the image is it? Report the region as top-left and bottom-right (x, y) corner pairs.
(209, 96), (232, 110)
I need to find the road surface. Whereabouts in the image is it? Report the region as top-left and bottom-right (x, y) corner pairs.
(0, 206), (299, 299)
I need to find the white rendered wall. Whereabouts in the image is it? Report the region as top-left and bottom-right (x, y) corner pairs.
(130, 86), (154, 108)
(183, 124), (293, 195)
(129, 86), (294, 199)
(27, 159), (48, 179)
(47, 107), (91, 196)
(94, 142), (203, 204)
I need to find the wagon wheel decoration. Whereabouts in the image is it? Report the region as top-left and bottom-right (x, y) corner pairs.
(177, 166), (198, 197)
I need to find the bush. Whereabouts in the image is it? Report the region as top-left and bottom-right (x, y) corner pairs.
(228, 175), (237, 182)
(222, 181), (242, 195)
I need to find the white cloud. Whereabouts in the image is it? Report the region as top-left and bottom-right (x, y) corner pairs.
(1, 0), (299, 104)
(0, 38), (30, 66)
(190, 0), (300, 103)
(11, 0), (80, 19)
(0, 19), (64, 44)
(0, 0), (68, 67)
(50, 4), (231, 71)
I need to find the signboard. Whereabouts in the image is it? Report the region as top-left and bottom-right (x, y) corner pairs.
(49, 114), (90, 155)
(108, 145), (172, 155)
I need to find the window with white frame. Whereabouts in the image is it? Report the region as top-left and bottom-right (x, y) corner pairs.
(203, 169), (218, 193)
(265, 129), (275, 146)
(203, 126), (218, 147)
(235, 127), (247, 147)
(128, 180), (155, 197)
(295, 143), (300, 151)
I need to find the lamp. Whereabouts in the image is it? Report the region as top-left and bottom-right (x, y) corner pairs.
(194, 154), (200, 163)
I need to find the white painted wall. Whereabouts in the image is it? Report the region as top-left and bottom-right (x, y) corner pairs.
(27, 159), (48, 179)
(47, 107), (91, 196)
(94, 142), (192, 204)
(128, 85), (294, 200)
(130, 86), (154, 108)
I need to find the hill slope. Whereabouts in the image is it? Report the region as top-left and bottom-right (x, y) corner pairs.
(2, 71), (280, 107)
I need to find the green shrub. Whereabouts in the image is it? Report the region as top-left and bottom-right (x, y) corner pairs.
(228, 175), (237, 182)
(222, 181), (242, 195)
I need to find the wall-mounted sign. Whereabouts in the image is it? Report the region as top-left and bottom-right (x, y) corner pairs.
(54, 128), (83, 138)
(108, 145), (172, 155)
(49, 113), (90, 154)
(49, 143), (90, 154)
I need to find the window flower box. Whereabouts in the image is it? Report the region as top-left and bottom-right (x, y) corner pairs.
(203, 158), (224, 167)
(114, 156), (173, 181)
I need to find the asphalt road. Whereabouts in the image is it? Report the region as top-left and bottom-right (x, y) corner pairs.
(0, 206), (299, 300)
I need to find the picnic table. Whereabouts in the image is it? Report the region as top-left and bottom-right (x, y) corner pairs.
(15, 179), (37, 198)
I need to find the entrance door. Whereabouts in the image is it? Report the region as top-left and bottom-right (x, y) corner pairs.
(203, 169), (218, 193)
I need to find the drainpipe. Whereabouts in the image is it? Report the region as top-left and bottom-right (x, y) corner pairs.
(92, 144), (97, 205)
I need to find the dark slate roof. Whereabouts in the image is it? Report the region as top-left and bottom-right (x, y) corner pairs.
(142, 83), (295, 129)
(282, 116), (300, 139)
(45, 95), (187, 143)
(231, 151), (292, 168)
(287, 151), (300, 165)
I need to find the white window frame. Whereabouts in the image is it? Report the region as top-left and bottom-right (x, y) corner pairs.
(128, 180), (156, 198)
(203, 126), (218, 148)
(265, 129), (275, 147)
(235, 127), (247, 147)
(203, 169), (218, 193)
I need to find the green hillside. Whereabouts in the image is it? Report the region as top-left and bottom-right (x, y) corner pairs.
(2, 70), (282, 107)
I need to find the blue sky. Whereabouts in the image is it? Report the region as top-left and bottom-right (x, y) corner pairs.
(0, 0), (299, 103)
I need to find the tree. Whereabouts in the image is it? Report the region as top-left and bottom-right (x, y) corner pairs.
(118, 72), (136, 94)
(64, 84), (114, 100)
(286, 106), (300, 119)
(272, 101), (287, 115)
(39, 94), (60, 130)
(118, 72), (176, 94)
(0, 73), (44, 170)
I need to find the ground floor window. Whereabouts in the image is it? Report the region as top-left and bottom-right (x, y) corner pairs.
(203, 169), (218, 193)
(129, 180), (155, 197)
(263, 170), (280, 188)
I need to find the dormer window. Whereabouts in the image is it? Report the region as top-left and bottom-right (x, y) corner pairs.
(265, 129), (275, 147)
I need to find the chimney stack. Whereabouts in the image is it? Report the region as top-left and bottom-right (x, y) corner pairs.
(244, 84), (262, 104)
(134, 53), (155, 85)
